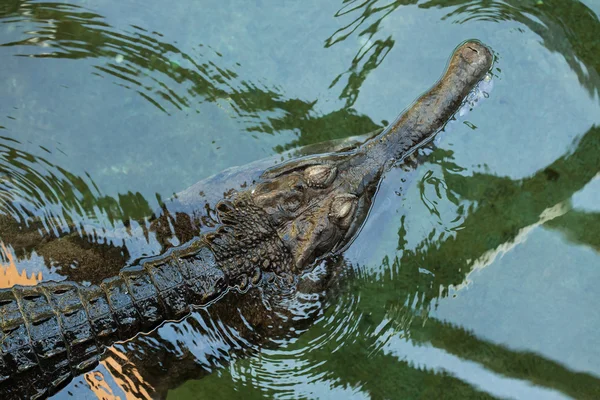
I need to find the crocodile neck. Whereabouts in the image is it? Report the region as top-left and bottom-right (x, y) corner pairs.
(145, 191), (294, 288)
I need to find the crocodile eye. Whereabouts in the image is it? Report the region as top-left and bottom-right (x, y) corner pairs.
(329, 193), (357, 220)
(281, 190), (303, 212)
(304, 165), (337, 188)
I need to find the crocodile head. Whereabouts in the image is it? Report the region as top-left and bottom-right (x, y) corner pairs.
(251, 154), (371, 270)
(252, 40), (493, 271)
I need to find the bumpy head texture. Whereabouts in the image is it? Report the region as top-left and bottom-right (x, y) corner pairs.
(204, 194), (294, 282)
(252, 160), (361, 270)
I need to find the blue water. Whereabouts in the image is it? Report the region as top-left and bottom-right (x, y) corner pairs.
(1, 0), (599, 398)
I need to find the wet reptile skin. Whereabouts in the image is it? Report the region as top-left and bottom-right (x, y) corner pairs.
(0, 41), (493, 399)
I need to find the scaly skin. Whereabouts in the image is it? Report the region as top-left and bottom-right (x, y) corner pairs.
(0, 40), (493, 399)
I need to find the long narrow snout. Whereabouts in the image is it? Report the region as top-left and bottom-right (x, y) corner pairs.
(364, 40), (494, 163)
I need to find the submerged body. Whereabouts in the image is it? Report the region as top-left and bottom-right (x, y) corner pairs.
(0, 41), (493, 399)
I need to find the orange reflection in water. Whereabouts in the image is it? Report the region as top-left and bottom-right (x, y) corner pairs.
(85, 347), (154, 400)
(85, 370), (122, 400)
(0, 242), (42, 288)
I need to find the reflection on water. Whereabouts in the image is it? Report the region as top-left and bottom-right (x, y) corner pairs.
(0, 134), (153, 227)
(1, 0), (600, 398)
(389, 124), (600, 309)
(546, 209), (600, 252)
(59, 261), (346, 399)
(1, 1), (380, 139)
(0, 138), (139, 283)
(2, 1), (249, 115)
(95, 348), (154, 400)
(328, 0), (600, 102)
(0, 242), (41, 287)
(420, 0), (600, 95)
(326, 0), (400, 109)
(85, 350), (155, 400)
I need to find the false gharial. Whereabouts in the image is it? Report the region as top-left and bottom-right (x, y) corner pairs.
(0, 40), (493, 399)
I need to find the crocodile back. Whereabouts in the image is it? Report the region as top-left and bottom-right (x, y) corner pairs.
(0, 193), (292, 399)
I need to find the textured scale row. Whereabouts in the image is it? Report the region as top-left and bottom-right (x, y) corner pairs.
(0, 247), (224, 399)
(0, 194), (292, 399)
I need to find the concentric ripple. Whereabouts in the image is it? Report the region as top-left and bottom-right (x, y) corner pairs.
(0, 135), (164, 284)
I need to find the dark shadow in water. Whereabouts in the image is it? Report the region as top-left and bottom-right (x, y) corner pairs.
(545, 209), (600, 253)
(172, 354), (498, 399)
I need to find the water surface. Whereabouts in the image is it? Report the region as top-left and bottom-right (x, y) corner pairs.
(1, 0), (599, 398)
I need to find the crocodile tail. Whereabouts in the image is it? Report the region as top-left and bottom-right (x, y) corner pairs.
(0, 247), (226, 399)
